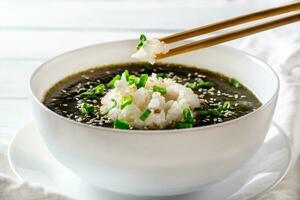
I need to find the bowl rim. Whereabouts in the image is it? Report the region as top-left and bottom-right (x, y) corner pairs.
(29, 39), (280, 135)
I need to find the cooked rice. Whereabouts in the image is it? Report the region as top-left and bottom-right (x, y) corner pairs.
(100, 73), (202, 129)
(131, 38), (169, 64)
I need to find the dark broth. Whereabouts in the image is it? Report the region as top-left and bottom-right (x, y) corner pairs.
(44, 63), (261, 129)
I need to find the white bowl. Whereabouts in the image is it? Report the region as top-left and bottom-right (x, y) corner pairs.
(30, 40), (279, 196)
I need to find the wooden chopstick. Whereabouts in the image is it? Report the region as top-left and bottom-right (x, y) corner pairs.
(157, 5), (300, 60)
(160, 2), (300, 44)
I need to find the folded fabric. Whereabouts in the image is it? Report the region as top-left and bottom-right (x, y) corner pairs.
(0, 174), (73, 200)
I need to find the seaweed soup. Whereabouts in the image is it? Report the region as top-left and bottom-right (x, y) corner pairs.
(44, 63), (262, 130)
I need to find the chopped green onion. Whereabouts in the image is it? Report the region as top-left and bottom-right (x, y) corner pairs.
(176, 122), (193, 129)
(108, 74), (121, 88)
(136, 74), (148, 88)
(196, 101), (231, 118)
(176, 108), (196, 129)
(121, 96), (133, 109)
(114, 118), (130, 129)
(157, 73), (167, 78)
(139, 109), (151, 121)
(197, 110), (209, 116)
(122, 70), (130, 81)
(80, 84), (105, 99)
(183, 108), (196, 125)
(128, 75), (139, 85)
(208, 109), (222, 117)
(221, 101), (231, 110)
(79, 102), (97, 115)
(197, 81), (214, 88)
(153, 85), (167, 94)
(136, 34), (147, 50)
(186, 82), (197, 89)
(186, 81), (213, 90)
(196, 109), (222, 117)
(103, 99), (117, 115)
(228, 77), (240, 88)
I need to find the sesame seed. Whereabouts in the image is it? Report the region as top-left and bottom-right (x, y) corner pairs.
(208, 87), (215, 92)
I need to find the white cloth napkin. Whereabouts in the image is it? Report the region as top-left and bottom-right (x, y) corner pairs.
(0, 174), (73, 200)
(0, 26), (300, 200)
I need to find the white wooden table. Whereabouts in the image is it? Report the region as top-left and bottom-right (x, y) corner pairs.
(1, 1), (298, 199)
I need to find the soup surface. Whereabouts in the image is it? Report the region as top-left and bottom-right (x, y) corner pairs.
(44, 63), (261, 130)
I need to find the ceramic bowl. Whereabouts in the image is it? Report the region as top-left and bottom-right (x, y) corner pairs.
(29, 39), (279, 196)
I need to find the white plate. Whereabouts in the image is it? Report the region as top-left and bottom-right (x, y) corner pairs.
(8, 121), (292, 200)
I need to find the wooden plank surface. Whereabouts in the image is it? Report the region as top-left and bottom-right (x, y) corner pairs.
(0, 99), (31, 141)
(0, 30), (167, 59)
(0, 60), (44, 98)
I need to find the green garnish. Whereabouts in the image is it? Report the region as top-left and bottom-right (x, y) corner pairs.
(114, 118), (130, 129)
(176, 122), (193, 129)
(197, 110), (209, 116)
(186, 82), (197, 89)
(183, 108), (196, 125)
(186, 81), (213, 90)
(176, 108), (195, 129)
(196, 101), (231, 118)
(228, 77), (240, 88)
(128, 75), (139, 85)
(197, 109), (222, 117)
(122, 70), (130, 81)
(139, 108), (151, 121)
(197, 81), (214, 88)
(136, 74), (148, 89)
(157, 73), (167, 79)
(121, 96), (133, 109)
(153, 85), (167, 94)
(103, 99), (117, 115)
(221, 101), (231, 110)
(108, 74), (121, 88)
(79, 102), (97, 116)
(80, 84), (105, 99)
(117, 70), (148, 89)
(136, 34), (147, 50)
